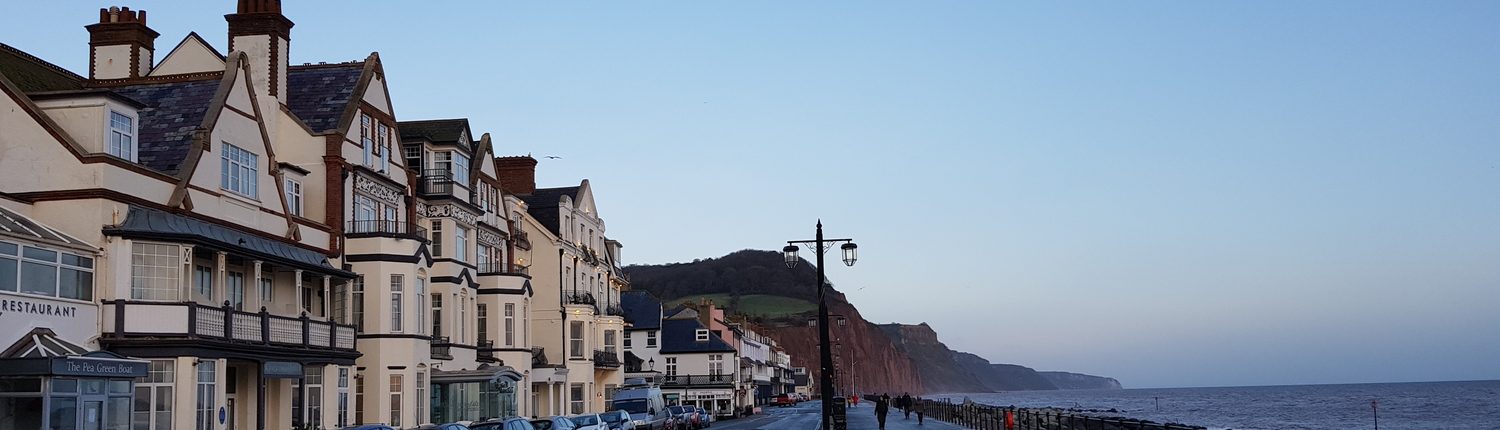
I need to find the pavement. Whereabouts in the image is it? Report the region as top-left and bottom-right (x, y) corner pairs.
(710, 401), (968, 430)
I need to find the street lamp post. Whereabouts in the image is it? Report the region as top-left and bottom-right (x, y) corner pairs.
(783, 220), (858, 430)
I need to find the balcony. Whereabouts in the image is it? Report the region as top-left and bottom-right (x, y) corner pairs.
(604, 304), (625, 317)
(477, 340), (497, 363)
(594, 349), (621, 369)
(102, 300), (357, 356)
(477, 262), (527, 276)
(419, 169), (454, 197)
(565, 292), (598, 313)
(345, 220), (428, 241)
(430, 336), (454, 360)
(660, 374), (736, 388)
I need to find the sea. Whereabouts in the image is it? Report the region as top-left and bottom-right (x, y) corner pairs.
(936, 380), (1500, 430)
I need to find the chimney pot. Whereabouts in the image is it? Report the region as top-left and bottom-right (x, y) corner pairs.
(86, 5), (158, 80)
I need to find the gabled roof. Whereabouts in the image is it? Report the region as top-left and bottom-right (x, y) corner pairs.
(0, 42), (84, 93)
(1, 328), (90, 359)
(520, 186), (580, 236)
(659, 318), (737, 354)
(108, 79), (223, 175)
(620, 291), (662, 330)
(0, 205), (93, 249)
(399, 118), (472, 146)
(285, 61), (364, 133)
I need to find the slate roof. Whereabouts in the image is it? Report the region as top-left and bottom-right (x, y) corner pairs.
(520, 186), (580, 236)
(659, 318), (737, 354)
(0, 205), (93, 249)
(103, 206), (354, 277)
(109, 79), (223, 175)
(286, 62), (364, 133)
(620, 291), (662, 330)
(0, 42), (84, 92)
(399, 119), (471, 144)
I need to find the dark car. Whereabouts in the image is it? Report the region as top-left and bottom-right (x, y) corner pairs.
(470, 417), (539, 430)
(692, 407), (712, 427)
(531, 416), (579, 430)
(341, 425), (396, 430)
(665, 406), (699, 430)
(601, 410), (636, 430)
(418, 424), (473, 430)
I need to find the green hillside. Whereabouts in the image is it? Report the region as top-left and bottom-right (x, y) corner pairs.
(667, 293), (816, 318)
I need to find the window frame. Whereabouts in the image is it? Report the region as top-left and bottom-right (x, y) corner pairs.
(285, 177), (304, 216)
(1, 240), (94, 302)
(220, 142), (260, 198)
(107, 109), (137, 161)
(569, 320), (585, 359)
(130, 242), (181, 301)
(390, 275), (404, 332)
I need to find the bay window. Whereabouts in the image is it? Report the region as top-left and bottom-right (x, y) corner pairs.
(0, 241), (93, 301)
(130, 243), (180, 301)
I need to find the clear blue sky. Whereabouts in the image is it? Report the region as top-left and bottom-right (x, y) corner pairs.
(8, 1), (1499, 389)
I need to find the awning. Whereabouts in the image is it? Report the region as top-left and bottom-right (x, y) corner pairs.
(0, 328), (148, 378)
(103, 206), (354, 278)
(431, 364), (523, 383)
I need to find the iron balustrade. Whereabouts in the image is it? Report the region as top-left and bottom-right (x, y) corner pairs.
(477, 262), (527, 275)
(660, 374), (736, 388)
(345, 220), (428, 240)
(604, 304), (625, 317)
(593, 349), (621, 368)
(430, 335), (454, 360)
(419, 169), (454, 196)
(103, 300), (357, 352)
(909, 398), (1208, 430)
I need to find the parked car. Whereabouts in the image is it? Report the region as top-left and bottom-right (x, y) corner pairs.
(774, 394), (796, 407)
(693, 407), (712, 427)
(570, 413), (608, 430)
(470, 417), (538, 430)
(609, 381), (668, 430)
(531, 416), (579, 430)
(419, 424), (473, 430)
(600, 410), (636, 430)
(340, 426), (396, 430)
(665, 406), (699, 430)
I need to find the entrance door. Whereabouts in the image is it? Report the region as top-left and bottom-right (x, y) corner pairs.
(81, 399), (102, 430)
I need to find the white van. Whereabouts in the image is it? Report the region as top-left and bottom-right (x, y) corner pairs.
(610, 379), (669, 430)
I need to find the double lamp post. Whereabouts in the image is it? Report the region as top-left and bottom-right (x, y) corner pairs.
(782, 220), (858, 430)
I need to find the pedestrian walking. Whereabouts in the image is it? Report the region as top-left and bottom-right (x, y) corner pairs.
(902, 393), (913, 419)
(875, 394), (891, 430)
(916, 397), (925, 425)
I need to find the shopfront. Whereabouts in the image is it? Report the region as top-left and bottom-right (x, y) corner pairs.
(0, 330), (148, 430)
(429, 366), (523, 423)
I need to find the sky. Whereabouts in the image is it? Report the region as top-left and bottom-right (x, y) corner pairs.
(6, 1), (1499, 389)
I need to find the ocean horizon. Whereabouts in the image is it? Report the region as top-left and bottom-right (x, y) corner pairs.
(935, 379), (1500, 430)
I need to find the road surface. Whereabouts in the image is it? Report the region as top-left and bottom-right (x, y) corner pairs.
(710, 401), (967, 430)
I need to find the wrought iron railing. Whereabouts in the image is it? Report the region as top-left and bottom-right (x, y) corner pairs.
(660, 374), (736, 387)
(566, 292), (597, 306)
(604, 305), (625, 317)
(593, 349), (621, 368)
(419, 169), (454, 196)
(345, 220), (427, 241)
(430, 335), (453, 360)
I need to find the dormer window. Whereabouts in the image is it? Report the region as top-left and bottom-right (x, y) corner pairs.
(696, 329), (709, 342)
(451, 152), (471, 185)
(108, 110), (136, 161)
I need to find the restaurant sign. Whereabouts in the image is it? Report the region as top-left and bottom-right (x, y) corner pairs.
(50, 356), (148, 378)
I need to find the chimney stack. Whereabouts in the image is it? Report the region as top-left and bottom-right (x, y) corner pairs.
(496, 156), (539, 195)
(85, 6), (158, 79)
(226, 0), (293, 101)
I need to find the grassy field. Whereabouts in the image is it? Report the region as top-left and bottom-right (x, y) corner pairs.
(667, 293), (816, 318)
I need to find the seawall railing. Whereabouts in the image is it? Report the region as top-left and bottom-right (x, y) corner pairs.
(897, 398), (1206, 430)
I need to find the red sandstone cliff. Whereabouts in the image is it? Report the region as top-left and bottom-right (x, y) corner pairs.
(760, 292), (924, 395)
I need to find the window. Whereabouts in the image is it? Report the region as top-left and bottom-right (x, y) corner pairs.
(260, 273), (273, 305)
(431, 222), (443, 258)
(196, 361), (215, 430)
(354, 371), (365, 425)
(569, 321), (585, 359)
(709, 354), (724, 377)
(337, 368), (350, 428)
(352, 276), (365, 332)
(193, 265), (213, 302)
(390, 275), (404, 332)
(476, 245), (488, 271)
(503, 303), (514, 347)
(331, 282), (347, 324)
(360, 114), (373, 166)
(226, 271), (245, 310)
(404, 145), (423, 172)
(133, 359), (174, 430)
(624, 332), (632, 350)
(131, 243), (180, 301)
(377, 123), (390, 172)
(646, 331), (657, 348)
(353, 195), (377, 225)
(415, 277), (426, 335)
(1, 242), (93, 301)
(414, 372), (426, 427)
(604, 330), (617, 353)
(108, 110), (136, 161)
(477, 304), (489, 345)
(285, 178), (303, 216)
(569, 383), (584, 415)
(452, 152), (470, 185)
(388, 374), (403, 427)
(455, 226), (469, 263)
(220, 143), (259, 198)
(304, 366), (324, 428)
(458, 295), (467, 343)
(696, 329), (709, 342)
(665, 357), (677, 377)
(431, 293), (443, 337)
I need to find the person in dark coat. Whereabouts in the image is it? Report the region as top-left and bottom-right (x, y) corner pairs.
(901, 393), (914, 419)
(875, 394), (891, 430)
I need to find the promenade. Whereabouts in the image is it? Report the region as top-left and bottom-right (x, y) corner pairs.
(713, 401), (968, 430)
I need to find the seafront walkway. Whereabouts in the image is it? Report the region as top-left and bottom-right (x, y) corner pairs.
(712, 401), (967, 430)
